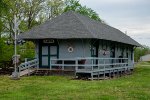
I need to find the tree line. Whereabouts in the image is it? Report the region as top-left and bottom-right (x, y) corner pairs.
(134, 45), (150, 62)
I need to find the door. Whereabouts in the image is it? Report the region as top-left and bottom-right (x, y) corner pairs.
(91, 41), (99, 67)
(91, 40), (99, 58)
(110, 45), (115, 67)
(91, 46), (97, 57)
(40, 45), (58, 68)
(41, 46), (49, 68)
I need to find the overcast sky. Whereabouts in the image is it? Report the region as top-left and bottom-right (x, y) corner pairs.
(80, 0), (150, 47)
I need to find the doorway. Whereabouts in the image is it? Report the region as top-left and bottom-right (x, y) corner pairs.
(91, 40), (99, 67)
(39, 40), (58, 68)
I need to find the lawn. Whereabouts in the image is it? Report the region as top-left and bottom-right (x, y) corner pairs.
(0, 62), (150, 100)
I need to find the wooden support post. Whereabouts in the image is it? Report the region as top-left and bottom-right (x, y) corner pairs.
(75, 59), (78, 78)
(91, 72), (93, 80)
(117, 69), (119, 77)
(112, 70), (114, 78)
(103, 71), (105, 80)
(124, 68), (126, 75)
(50, 59), (51, 70)
(109, 70), (111, 79)
(18, 65), (20, 77)
(92, 59), (94, 71)
(36, 59), (39, 70)
(120, 69), (123, 76)
(62, 60), (64, 75)
(98, 59), (99, 70)
(24, 58), (30, 76)
(104, 60), (105, 79)
(132, 51), (134, 68)
(62, 60), (64, 70)
(98, 72), (100, 80)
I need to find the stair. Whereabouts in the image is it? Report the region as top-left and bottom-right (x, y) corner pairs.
(20, 69), (36, 76)
(34, 70), (50, 76)
(32, 69), (75, 76)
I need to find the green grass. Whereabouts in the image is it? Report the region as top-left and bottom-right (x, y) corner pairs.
(0, 62), (150, 100)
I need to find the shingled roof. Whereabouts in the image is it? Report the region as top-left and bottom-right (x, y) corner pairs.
(18, 11), (141, 46)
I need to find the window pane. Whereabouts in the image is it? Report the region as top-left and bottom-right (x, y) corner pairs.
(42, 56), (48, 66)
(42, 46), (48, 55)
(50, 46), (57, 55)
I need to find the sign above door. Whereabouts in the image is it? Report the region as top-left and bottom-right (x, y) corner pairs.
(43, 39), (55, 44)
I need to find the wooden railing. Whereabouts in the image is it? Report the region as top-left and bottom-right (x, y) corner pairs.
(50, 57), (133, 72)
(18, 58), (39, 74)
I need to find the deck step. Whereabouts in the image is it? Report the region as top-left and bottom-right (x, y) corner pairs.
(20, 69), (36, 76)
(88, 77), (110, 80)
(34, 70), (51, 76)
(33, 70), (75, 76)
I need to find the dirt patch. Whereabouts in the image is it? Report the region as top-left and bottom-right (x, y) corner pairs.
(0, 68), (14, 75)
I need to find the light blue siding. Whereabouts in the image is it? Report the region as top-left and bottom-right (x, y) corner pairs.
(34, 39), (134, 67)
(58, 39), (91, 59)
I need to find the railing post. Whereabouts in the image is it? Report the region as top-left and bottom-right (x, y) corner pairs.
(50, 59), (51, 70)
(62, 60), (64, 70)
(92, 58), (93, 71)
(37, 59), (39, 70)
(121, 58), (123, 74)
(98, 59), (99, 70)
(104, 59), (105, 70)
(18, 65), (20, 77)
(24, 58), (30, 76)
(25, 58), (27, 68)
(36, 59), (38, 69)
(75, 58), (78, 78)
(132, 51), (134, 68)
(128, 58), (130, 68)
(75, 58), (78, 71)
(114, 58), (116, 68)
(121, 58), (122, 67)
(104, 59), (105, 79)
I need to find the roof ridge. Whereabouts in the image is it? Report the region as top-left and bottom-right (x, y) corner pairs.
(72, 12), (97, 38)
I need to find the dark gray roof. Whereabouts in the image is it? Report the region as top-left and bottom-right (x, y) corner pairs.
(18, 11), (141, 46)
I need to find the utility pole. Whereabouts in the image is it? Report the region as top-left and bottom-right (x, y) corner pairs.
(11, 14), (20, 80)
(14, 14), (17, 77)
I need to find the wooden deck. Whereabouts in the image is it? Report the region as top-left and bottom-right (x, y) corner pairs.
(76, 66), (133, 80)
(17, 57), (134, 80)
(50, 57), (134, 80)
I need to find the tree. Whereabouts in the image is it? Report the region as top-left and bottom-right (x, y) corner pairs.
(23, 0), (45, 29)
(0, 0), (8, 35)
(134, 46), (150, 62)
(1, 0), (46, 38)
(0, 0), (42, 66)
(1, 0), (25, 38)
(45, 0), (64, 19)
(18, 41), (35, 61)
(64, 0), (101, 21)
(0, 0), (10, 63)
